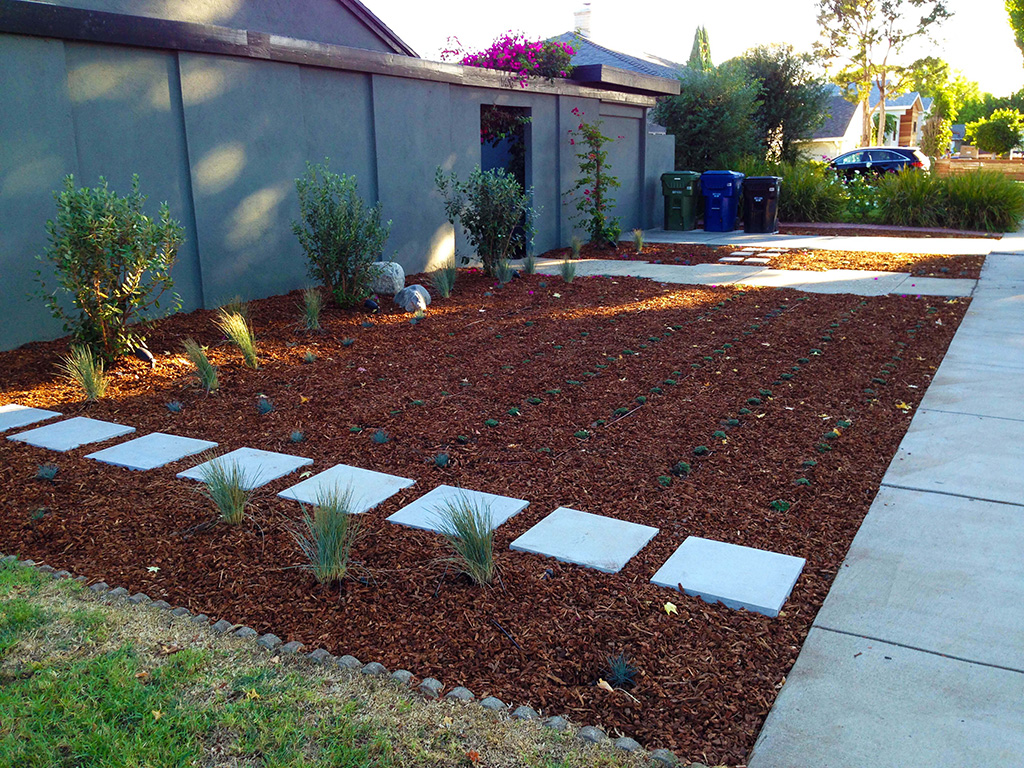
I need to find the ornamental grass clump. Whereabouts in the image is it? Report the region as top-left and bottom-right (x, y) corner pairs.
(299, 287), (323, 332)
(434, 496), (497, 586)
(57, 345), (108, 401)
(560, 259), (576, 283)
(493, 258), (515, 285)
(632, 228), (645, 254)
(197, 456), (255, 525)
(36, 174), (183, 362)
(182, 338), (218, 392)
(215, 309), (258, 369)
(294, 161), (391, 307)
(290, 487), (360, 586)
(522, 254), (538, 274)
(602, 652), (638, 689)
(430, 256), (458, 298)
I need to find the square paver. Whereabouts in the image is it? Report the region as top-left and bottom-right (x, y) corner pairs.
(719, 256), (746, 263)
(509, 507), (658, 574)
(387, 485), (529, 533)
(8, 416), (135, 452)
(278, 463), (415, 513)
(890, 276), (976, 297)
(650, 536), (805, 617)
(793, 269), (909, 296)
(177, 447), (312, 490)
(744, 256), (773, 265)
(730, 250), (755, 256)
(86, 432), (218, 471)
(0, 405), (62, 432)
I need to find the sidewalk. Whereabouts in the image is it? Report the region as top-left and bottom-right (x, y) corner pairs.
(746, 248), (1024, 767)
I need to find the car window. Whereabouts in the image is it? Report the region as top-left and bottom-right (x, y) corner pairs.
(836, 152), (863, 165)
(870, 150), (901, 162)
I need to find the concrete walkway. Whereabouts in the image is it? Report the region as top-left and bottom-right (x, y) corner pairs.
(746, 249), (1024, 767)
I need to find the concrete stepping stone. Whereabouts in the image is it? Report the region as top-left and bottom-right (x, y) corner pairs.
(651, 536), (805, 618)
(86, 432), (218, 471)
(744, 256), (773, 265)
(730, 250), (755, 256)
(8, 416), (134, 452)
(0, 404), (62, 432)
(177, 447), (312, 490)
(509, 507), (659, 574)
(719, 256), (746, 263)
(387, 484), (528, 533)
(278, 463), (414, 513)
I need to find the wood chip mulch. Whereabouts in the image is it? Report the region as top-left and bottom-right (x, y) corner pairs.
(0, 273), (968, 765)
(541, 242), (985, 279)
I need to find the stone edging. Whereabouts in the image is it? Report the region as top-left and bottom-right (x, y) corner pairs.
(0, 553), (704, 768)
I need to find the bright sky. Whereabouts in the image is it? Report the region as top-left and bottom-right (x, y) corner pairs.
(371, 0), (1023, 97)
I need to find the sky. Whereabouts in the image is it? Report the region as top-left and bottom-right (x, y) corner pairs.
(370, 0), (1023, 97)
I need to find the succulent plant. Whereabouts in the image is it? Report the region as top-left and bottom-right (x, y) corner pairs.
(35, 464), (58, 482)
(434, 453), (450, 468)
(769, 499), (791, 512)
(602, 652), (638, 688)
(694, 446), (710, 456)
(166, 400), (183, 413)
(289, 430), (305, 443)
(670, 461), (691, 477)
(302, 351), (317, 364)
(713, 430), (727, 440)
(484, 418), (499, 427)
(574, 430), (590, 440)
(257, 397), (274, 415)
(657, 475), (672, 488)
(371, 429), (389, 444)
(507, 406), (521, 416)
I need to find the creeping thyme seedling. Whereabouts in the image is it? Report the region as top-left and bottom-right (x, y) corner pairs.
(456, 435), (469, 444)
(694, 446), (710, 456)
(614, 407), (629, 416)
(434, 453), (449, 468)
(759, 389), (772, 397)
(769, 499), (792, 512)
(795, 478), (811, 486)
(484, 419), (499, 427)
(341, 338), (355, 347)
(671, 461), (691, 477)
(289, 430), (305, 443)
(574, 430), (590, 440)
(747, 397), (761, 406)
(802, 459), (817, 467)
(650, 387), (662, 395)
(713, 430), (727, 440)
(837, 419), (852, 429)
(664, 379), (677, 386)
(635, 396), (647, 404)
(726, 418), (740, 427)
(546, 389), (561, 395)
(526, 397), (542, 405)
(657, 475), (672, 488)
(349, 426), (363, 433)
(780, 373), (793, 380)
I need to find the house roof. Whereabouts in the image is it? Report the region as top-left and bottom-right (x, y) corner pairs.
(868, 85), (925, 111)
(812, 89), (859, 140)
(951, 123), (966, 140)
(547, 32), (684, 80)
(339, 0), (417, 56)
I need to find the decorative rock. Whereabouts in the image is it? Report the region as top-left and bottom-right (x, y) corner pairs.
(281, 641), (305, 655)
(578, 725), (608, 744)
(170, 607), (191, 618)
(54, 570), (73, 580)
(394, 285), (431, 313)
(390, 669), (414, 686)
(543, 715), (569, 731)
(105, 587), (129, 599)
(89, 582), (110, 594)
(257, 633), (282, 650)
(445, 686), (475, 701)
(19, 560), (36, 568)
(361, 662), (388, 676)
(336, 654), (362, 669)
(419, 677), (444, 698)
(150, 600), (172, 610)
(233, 626), (258, 639)
(367, 261), (405, 295)
(648, 748), (679, 766)
(191, 614), (209, 624)
(1, 555), (17, 565)
(308, 648), (335, 664)
(127, 592), (150, 604)
(211, 619), (233, 634)
(614, 736), (642, 752)
(480, 696), (506, 711)
(512, 705), (539, 720)
(36, 564), (56, 574)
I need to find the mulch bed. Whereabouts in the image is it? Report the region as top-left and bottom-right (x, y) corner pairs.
(0, 273), (967, 765)
(540, 242), (985, 279)
(777, 223), (1002, 239)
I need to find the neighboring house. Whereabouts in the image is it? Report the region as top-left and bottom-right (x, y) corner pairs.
(798, 84), (930, 160)
(0, 0), (677, 351)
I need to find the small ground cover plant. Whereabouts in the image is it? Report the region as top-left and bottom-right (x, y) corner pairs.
(430, 256), (458, 298)
(36, 174), (183, 362)
(182, 338), (219, 392)
(300, 287), (323, 332)
(57, 345), (108, 401)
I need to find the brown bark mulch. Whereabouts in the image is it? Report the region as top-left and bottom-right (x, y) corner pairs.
(0, 273), (968, 765)
(777, 223), (1002, 239)
(541, 242), (985, 279)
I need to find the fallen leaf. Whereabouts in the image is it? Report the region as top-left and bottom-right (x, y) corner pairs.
(597, 678), (615, 693)
(244, 689), (261, 701)
(663, 602), (678, 616)
(158, 644), (183, 656)
(299, 395), (310, 403)
(151, 709), (162, 721)
(134, 670), (150, 680)
(895, 401), (912, 411)
(146, 566), (160, 573)
(465, 750), (481, 764)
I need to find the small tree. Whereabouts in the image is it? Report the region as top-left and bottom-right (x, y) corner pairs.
(293, 161), (391, 307)
(563, 107), (621, 246)
(435, 166), (534, 275)
(920, 114), (953, 158)
(36, 175), (183, 362)
(687, 26), (713, 73)
(966, 109), (1024, 155)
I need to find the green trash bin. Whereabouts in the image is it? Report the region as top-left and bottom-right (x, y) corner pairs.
(661, 171), (701, 230)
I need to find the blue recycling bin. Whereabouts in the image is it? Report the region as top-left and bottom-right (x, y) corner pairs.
(700, 170), (745, 232)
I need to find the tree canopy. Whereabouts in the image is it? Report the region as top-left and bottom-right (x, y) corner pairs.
(687, 26), (712, 73)
(1008, 0), (1024, 62)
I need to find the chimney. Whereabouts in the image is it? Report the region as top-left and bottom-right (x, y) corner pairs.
(574, 3), (592, 38)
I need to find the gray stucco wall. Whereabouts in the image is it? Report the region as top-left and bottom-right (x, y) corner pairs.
(0, 16), (674, 352)
(645, 133), (677, 229)
(38, 0), (397, 53)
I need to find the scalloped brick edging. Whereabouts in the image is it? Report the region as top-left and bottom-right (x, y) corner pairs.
(0, 553), (703, 767)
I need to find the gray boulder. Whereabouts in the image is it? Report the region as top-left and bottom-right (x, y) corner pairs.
(394, 285), (431, 313)
(367, 261), (404, 295)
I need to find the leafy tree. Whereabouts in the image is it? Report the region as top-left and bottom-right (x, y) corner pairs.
(816, 0), (951, 145)
(653, 68), (759, 171)
(906, 57), (981, 121)
(1008, 0), (1024, 63)
(966, 109), (1024, 155)
(687, 26), (712, 72)
(920, 114), (953, 157)
(727, 44), (831, 162)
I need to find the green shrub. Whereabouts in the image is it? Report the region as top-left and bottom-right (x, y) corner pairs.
(36, 175), (183, 362)
(874, 170), (942, 228)
(966, 109), (1024, 155)
(299, 287), (323, 332)
(434, 496), (497, 586)
(197, 456), (254, 525)
(57, 345), (108, 401)
(435, 166), (534, 276)
(182, 338), (219, 391)
(290, 487), (360, 585)
(215, 310), (258, 369)
(938, 171), (1024, 232)
(293, 161), (391, 307)
(430, 256), (458, 298)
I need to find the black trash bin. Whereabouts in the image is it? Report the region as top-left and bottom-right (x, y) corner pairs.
(742, 176), (782, 234)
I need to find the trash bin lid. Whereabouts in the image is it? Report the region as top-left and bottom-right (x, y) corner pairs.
(745, 175), (782, 185)
(661, 171), (701, 191)
(743, 176), (781, 196)
(700, 170), (744, 193)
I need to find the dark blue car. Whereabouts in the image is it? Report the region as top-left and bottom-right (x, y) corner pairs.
(829, 147), (930, 178)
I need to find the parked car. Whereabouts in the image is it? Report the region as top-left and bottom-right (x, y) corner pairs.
(829, 147), (930, 178)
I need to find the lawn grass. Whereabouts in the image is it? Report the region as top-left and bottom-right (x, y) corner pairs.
(0, 560), (648, 768)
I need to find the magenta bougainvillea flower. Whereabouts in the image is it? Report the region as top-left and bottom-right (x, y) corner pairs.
(446, 32), (575, 88)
